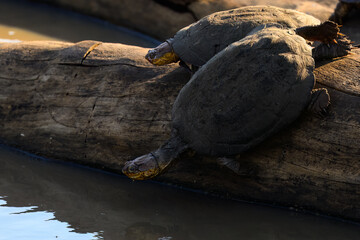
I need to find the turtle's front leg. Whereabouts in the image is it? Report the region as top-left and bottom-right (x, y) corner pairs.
(329, 2), (352, 25)
(296, 20), (353, 60)
(295, 21), (340, 44)
(307, 88), (330, 117)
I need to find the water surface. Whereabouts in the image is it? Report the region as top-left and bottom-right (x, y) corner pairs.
(0, 0), (159, 45)
(0, 146), (360, 240)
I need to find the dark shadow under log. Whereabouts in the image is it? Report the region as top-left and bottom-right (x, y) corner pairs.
(0, 41), (359, 221)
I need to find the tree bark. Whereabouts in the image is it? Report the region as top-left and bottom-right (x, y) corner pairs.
(0, 41), (359, 222)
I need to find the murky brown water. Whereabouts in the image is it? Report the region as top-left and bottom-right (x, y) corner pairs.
(0, 0), (359, 239)
(0, 0), (159, 46)
(1, 146), (360, 240)
(0, 24), (56, 42)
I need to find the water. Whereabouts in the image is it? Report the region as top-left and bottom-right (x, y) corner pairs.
(0, 0), (359, 239)
(0, 0), (159, 46)
(0, 146), (360, 240)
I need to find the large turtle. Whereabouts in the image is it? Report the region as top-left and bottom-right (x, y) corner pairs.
(145, 6), (349, 70)
(329, 0), (360, 24)
(122, 6), (352, 180)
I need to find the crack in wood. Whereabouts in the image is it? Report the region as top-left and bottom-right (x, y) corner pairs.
(36, 92), (79, 129)
(0, 75), (40, 81)
(81, 42), (102, 64)
(319, 81), (360, 97)
(330, 120), (360, 129)
(57, 62), (150, 69)
(12, 58), (58, 62)
(57, 63), (100, 67)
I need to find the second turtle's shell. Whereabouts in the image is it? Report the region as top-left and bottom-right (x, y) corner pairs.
(172, 27), (315, 156)
(171, 5), (320, 67)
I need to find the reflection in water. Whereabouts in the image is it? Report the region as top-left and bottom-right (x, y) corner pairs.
(0, 38), (21, 43)
(0, 0), (160, 46)
(0, 198), (97, 239)
(0, 24), (58, 42)
(0, 146), (359, 240)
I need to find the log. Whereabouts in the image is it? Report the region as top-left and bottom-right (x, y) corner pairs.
(0, 40), (190, 166)
(0, 41), (359, 222)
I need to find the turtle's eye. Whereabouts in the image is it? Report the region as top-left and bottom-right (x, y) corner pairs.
(146, 50), (157, 60)
(128, 164), (137, 173)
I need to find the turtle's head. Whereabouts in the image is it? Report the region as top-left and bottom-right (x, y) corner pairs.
(145, 38), (179, 66)
(122, 153), (162, 180)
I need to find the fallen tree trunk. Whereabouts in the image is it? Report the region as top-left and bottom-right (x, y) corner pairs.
(0, 40), (191, 165)
(0, 41), (359, 221)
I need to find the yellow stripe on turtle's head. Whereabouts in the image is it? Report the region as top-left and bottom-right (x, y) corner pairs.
(122, 153), (163, 180)
(145, 41), (179, 66)
(150, 52), (180, 66)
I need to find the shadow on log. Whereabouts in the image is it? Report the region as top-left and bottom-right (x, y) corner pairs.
(0, 41), (359, 221)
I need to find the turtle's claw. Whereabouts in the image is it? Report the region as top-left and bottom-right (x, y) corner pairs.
(314, 107), (329, 118)
(321, 108), (328, 116)
(308, 88), (330, 117)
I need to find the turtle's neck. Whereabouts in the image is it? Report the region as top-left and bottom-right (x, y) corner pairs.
(154, 132), (188, 170)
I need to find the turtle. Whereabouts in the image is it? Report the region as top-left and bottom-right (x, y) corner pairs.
(329, 0), (360, 24)
(145, 6), (350, 70)
(122, 6), (352, 180)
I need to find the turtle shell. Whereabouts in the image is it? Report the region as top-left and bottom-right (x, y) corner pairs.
(172, 27), (315, 156)
(171, 5), (320, 67)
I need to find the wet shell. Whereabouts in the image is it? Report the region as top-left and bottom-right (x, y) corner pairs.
(171, 5), (320, 67)
(172, 27), (315, 156)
